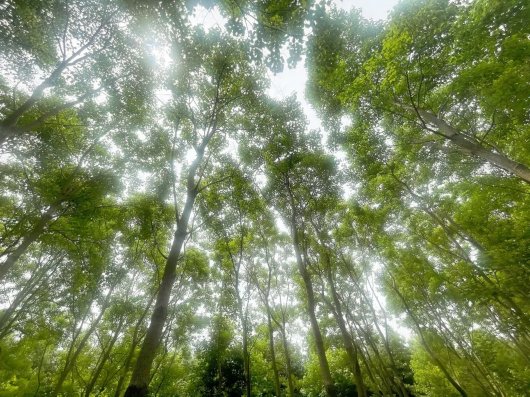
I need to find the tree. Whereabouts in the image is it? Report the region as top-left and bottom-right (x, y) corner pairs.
(307, 0), (530, 183)
(1, 1), (529, 396)
(124, 29), (265, 396)
(246, 97), (340, 397)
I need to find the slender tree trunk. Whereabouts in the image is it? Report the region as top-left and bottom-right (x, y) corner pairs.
(355, 307), (405, 396)
(124, 147), (204, 397)
(260, 250), (281, 397)
(0, 17), (110, 144)
(84, 319), (125, 397)
(55, 287), (114, 394)
(272, 310), (294, 397)
(242, 318), (252, 397)
(34, 344), (49, 397)
(293, 236), (335, 396)
(0, 256), (57, 334)
(352, 266), (409, 397)
(1, 58), (73, 130)
(286, 176), (335, 397)
(412, 107), (530, 183)
(0, 208), (54, 281)
(351, 304), (403, 396)
(266, 308), (282, 396)
(323, 261), (367, 397)
(337, 266), (400, 396)
(426, 299), (504, 397)
(238, 277), (251, 397)
(277, 317), (295, 397)
(390, 278), (468, 397)
(297, 259), (335, 397)
(152, 349), (179, 396)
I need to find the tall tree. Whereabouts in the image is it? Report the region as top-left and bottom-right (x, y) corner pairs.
(124, 30), (264, 396)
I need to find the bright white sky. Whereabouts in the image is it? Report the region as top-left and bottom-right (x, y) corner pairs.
(190, 0), (399, 115)
(268, 0), (399, 130)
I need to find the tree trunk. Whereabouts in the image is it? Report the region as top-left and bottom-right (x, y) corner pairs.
(0, 256), (57, 335)
(347, 263), (409, 397)
(124, 147), (204, 397)
(293, 236), (335, 396)
(298, 261), (335, 396)
(266, 308), (282, 397)
(114, 294), (155, 397)
(84, 319), (125, 397)
(390, 278), (468, 397)
(2, 59), (72, 128)
(123, 206), (193, 396)
(286, 176), (335, 397)
(261, 251), (281, 397)
(0, 208), (54, 281)
(0, 19), (109, 144)
(277, 316), (295, 397)
(323, 260), (367, 397)
(242, 318), (252, 397)
(413, 107), (530, 183)
(54, 287), (113, 394)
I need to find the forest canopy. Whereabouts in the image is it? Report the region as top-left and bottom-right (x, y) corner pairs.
(1, 0), (529, 396)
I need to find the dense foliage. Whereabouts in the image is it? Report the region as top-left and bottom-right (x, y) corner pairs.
(1, 0), (529, 396)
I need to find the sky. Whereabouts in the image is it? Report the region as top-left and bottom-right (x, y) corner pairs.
(267, 0), (399, 130)
(190, 0), (400, 110)
(335, 0), (398, 20)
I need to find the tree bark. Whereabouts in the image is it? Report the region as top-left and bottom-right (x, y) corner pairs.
(114, 294), (156, 397)
(242, 317), (252, 397)
(281, 330), (295, 397)
(123, 198), (195, 396)
(323, 259), (367, 397)
(54, 287), (114, 394)
(0, 255), (57, 335)
(295, 248), (335, 397)
(266, 307), (282, 397)
(345, 261), (410, 397)
(413, 107), (530, 183)
(84, 319), (125, 397)
(260, 247), (282, 397)
(0, 59), (70, 131)
(0, 208), (54, 281)
(285, 176), (335, 397)
(390, 278), (468, 397)
(273, 312), (295, 397)
(0, 16), (110, 144)
(124, 146), (205, 396)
